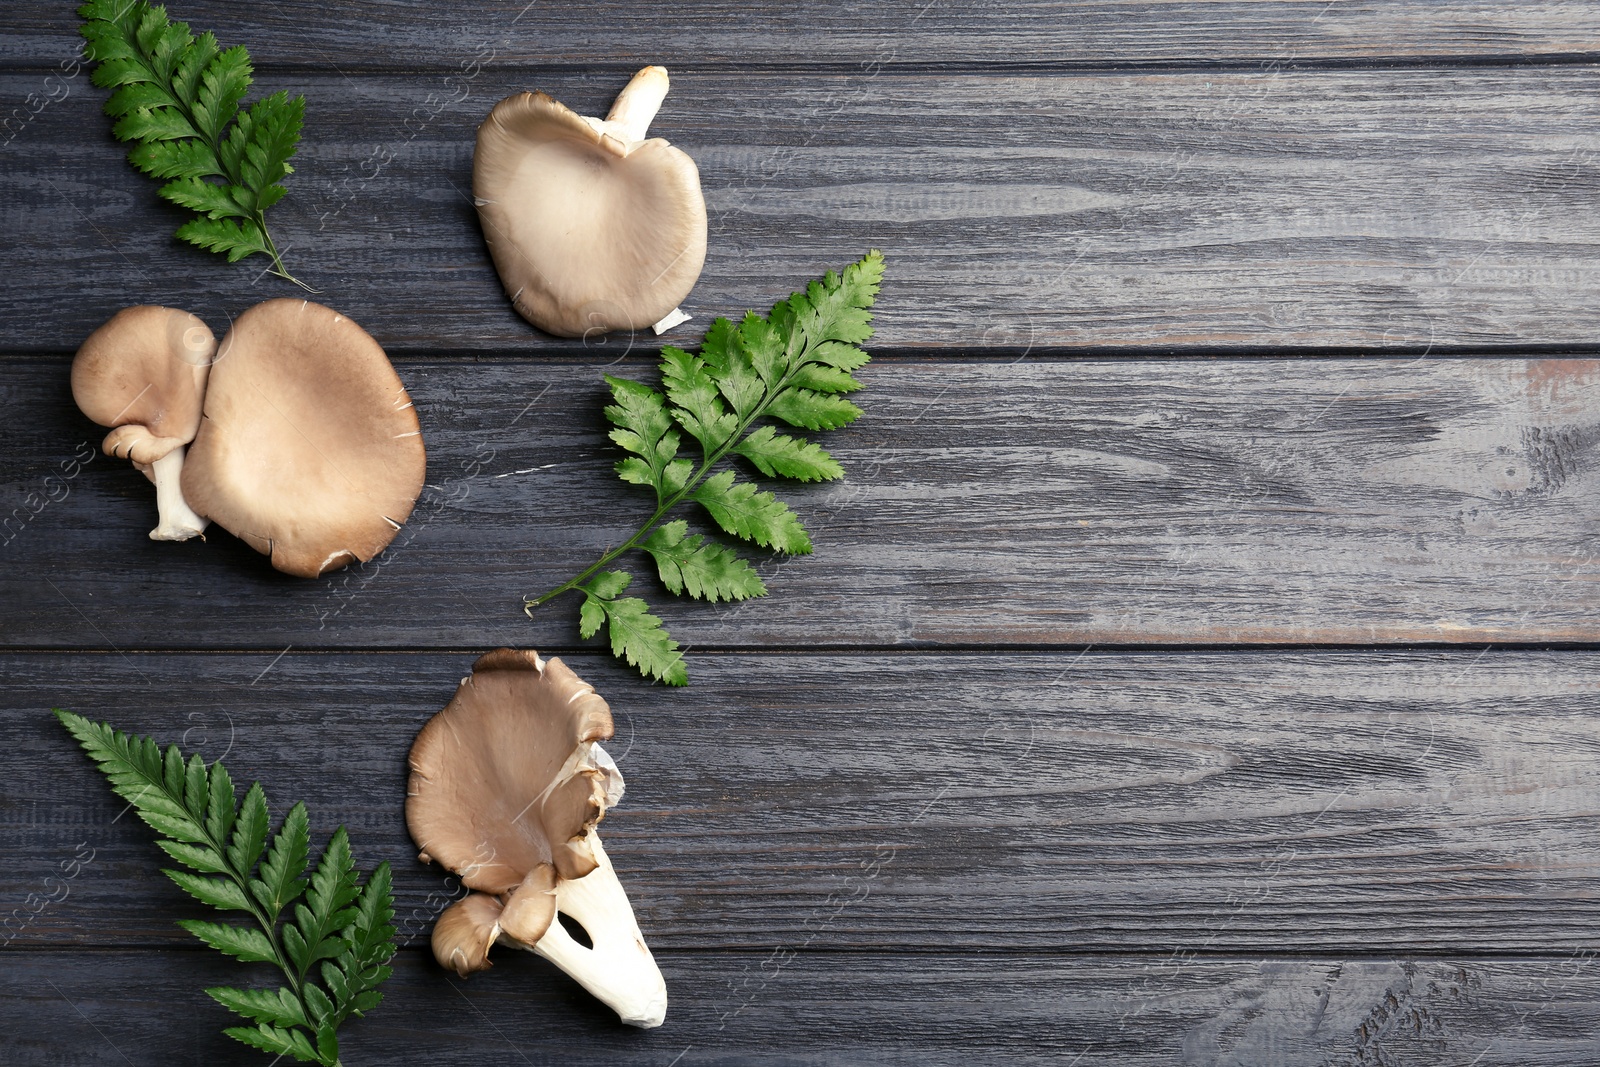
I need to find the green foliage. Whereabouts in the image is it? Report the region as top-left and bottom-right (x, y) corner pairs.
(528, 251), (886, 685)
(54, 709), (394, 1066)
(78, 0), (311, 288)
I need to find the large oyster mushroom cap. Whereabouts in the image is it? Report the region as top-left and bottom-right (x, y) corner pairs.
(474, 66), (707, 338)
(181, 299), (426, 578)
(407, 648), (615, 892)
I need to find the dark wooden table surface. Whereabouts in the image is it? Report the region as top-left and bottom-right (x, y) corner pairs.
(6, 3), (1600, 1064)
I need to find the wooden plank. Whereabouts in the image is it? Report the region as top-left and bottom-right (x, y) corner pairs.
(5, 357), (1600, 649)
(6, 2), (1600, 69)
(8, 650), (1600, 953)
(3, 948), (1597, 1066)
(6, 67), (1600, 352)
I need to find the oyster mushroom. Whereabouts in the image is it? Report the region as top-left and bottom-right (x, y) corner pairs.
(474, 65), (707, 338)
(406, 648), (667, 1028)
(71, 305), (217, 541)
(181, 299), (426, 578)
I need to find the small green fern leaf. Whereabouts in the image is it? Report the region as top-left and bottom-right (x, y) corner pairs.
(77, 0), (313, 288)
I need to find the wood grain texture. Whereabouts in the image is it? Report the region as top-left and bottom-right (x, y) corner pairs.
(6, 1), (1600, 69)
(8, 651), (1600, 953)
(3, 949), (1596, 1066)
(6, 67), (1600, 352)
(5, 357), (1600, 649)
(7, 4), (1600, 1059)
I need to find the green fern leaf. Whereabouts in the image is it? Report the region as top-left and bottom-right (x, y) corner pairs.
(301, 984), (336, 1026)
(660, 345), (733, 451)
(167, 869), (253, 912)
(160, 175), (251, 219)
(644, 521), (767, 601)
(157, 839), (229, 874)
(694, 470), (812, 553)
(734, 425), (844, 482)
(178, 919), (278, 963)
(128, 136), (219, 179)
(105, 79), (178, 116)
(294, 828), (361, 974)
(577, 594), (607, 639)
(584, 569), (633, 600)
(77, 1), (311, 287)
(344, 862), (398, 972)
(175, 216), (269, 263)
(55, 709), (393, 1065)
(193, 43), (250, 147)
(207, 986), (307, 1029)
(323, 861), (396, 1025)
(601, 596), (688, 686)
(767, 388), (864, 432)
(790, 363), (863, 394)
(527, 253), (884, 683)
(252, 802), (310, 918)
(227, 782), (269, 877)
(171, 29), (219, 109)
(223, 1024), (321, 1063)
(205, 761), (237, 849)
(811, 340), (873, 372)
(111, 105), (197, 142)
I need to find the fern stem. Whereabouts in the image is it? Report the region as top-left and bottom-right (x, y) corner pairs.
(527, 344), (815, 609)
(257, 221), (318, 293)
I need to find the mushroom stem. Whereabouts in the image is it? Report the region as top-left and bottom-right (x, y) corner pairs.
(517, 835), (667, 1028)
(143, 446), (208, 541)
(604, 66), (670, 142)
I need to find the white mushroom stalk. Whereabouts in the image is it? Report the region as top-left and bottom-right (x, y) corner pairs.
(141, 447), (207, 541)
(584, 65), (670, 145)
(516, 831), (666, 1028)
(407, 649), (668, 1028)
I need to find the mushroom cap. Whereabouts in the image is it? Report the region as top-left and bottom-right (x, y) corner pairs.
(432, 892), (505, 977)
(474, 90), (707, 337)
(407, 649), (616, 926)
(180, 299), (426, 578)
(71, 305), (216, 464)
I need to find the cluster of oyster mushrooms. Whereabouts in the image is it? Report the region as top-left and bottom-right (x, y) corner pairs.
(406, 650), (667, 1028)
(72, 299), (426, 577)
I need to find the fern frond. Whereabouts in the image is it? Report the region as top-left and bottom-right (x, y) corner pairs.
(77, 1), (313, 288)
(527, 251), (886, 684)
(54, 709), (394, 1065)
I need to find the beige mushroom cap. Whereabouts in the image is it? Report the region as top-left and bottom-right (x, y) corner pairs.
(407, 648), (615, 888)
(71, 305), (215, 464)
(180, 299), (426, 578)
(474, 72), (708, 337)
(432, 891), (508, 978)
